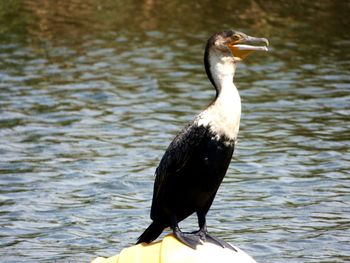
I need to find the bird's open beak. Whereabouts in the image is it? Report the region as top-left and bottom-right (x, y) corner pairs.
(228, 35), (269, 61)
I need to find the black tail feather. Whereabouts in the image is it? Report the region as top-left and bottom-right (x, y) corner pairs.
(136, 221), (165, 244)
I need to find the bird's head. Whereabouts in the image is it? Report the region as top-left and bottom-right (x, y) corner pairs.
(207, 30), (269, 62)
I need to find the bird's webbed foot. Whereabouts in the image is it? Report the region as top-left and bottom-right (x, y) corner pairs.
(173, 228), (203, 249)
(173, 227), (236, 251)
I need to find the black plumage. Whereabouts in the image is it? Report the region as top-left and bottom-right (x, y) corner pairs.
(151, 124), (234, 226)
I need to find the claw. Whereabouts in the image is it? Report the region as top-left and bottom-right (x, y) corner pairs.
(205, 233), (237, 251)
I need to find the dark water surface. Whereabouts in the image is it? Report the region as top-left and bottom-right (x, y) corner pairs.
(1, 1), (350, 262)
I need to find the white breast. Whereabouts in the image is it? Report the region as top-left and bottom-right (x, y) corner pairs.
(196, 83), (241, 142)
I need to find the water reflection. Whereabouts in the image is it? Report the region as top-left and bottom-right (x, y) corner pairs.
(0, 1), (350, 262)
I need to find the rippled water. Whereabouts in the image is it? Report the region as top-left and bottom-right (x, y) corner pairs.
(1, 1), (350, 262)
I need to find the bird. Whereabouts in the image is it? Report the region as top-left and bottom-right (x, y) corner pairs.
(136, 30), (269, 250)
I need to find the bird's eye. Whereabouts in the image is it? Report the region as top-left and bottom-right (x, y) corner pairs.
(232, 35), (240, 41)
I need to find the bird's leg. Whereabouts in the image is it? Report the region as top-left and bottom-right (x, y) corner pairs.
(191, 211), (207, 240)
(170, 214), (201, 249)
(196, 211), (237, 251)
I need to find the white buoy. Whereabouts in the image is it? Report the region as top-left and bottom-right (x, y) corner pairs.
(92, 234), (257, 263)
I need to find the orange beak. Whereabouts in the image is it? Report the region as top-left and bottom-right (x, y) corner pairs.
(228, 35), (269, 61)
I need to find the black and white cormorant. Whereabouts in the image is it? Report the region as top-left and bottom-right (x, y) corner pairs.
(136, 30), (269, 249)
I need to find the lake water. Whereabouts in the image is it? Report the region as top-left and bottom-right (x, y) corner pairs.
(0, 1), (349, 262)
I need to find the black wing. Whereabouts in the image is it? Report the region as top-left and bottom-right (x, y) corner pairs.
(150, 123), (208, 219)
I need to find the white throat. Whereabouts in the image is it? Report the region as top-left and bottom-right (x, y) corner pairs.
(209, 51), (237, 92)
(196, 51), (241, 142)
